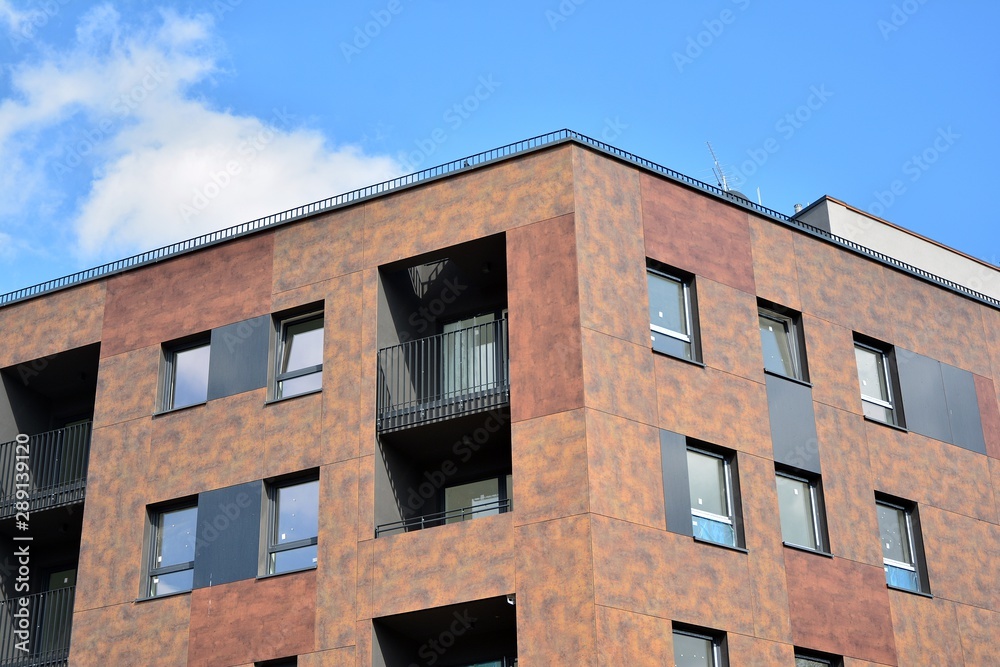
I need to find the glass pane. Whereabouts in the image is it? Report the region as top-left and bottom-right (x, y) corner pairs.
(648, 272), (687, 336)
(271, 544), (318, 574)
(862, 399), (894, 424)
(877, 504), (912, 564)
(759, 314), (796, 377)
(776, 475), (818, 550)
(687, 450), (727, 517)
(278, 372), (322, 398)
(156, 506), (197, 568)
(172, 344), (210, 408)
(150, 569), (193, 596)
(691, 514), (736, 547)
(275, 479), (319, 544)
(855, 346), (890, 402)
(651, 330), (693, 360)
(885, 563), (920, 591)
(445, 478), (500, 524)
(282, 317), (324, 373)
(795, 658), (829, 667)
(673, 632), (714, 667)
(443, 314), (497, 395)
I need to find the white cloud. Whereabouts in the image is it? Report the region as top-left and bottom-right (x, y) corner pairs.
(0, 3), (403, 261)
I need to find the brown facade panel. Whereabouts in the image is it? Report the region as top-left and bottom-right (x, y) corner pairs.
(654, 355), (772, 460)
(591, 515), (755, 636)
(186, 570), (317, 667)
(356, 538), (375, 622)
(507, 214), (584, 422)
(357, 455), (375, 544)
(372, 514), (514, 618)
(582, 328), (657, 426)
(919, 506), (998, 611)
(749, 216), (803, 311)
(299, 646), (357, 667)
(793, 232), (895, 344)
(866, 422), (996, 524)
(0, 281), (105, 368)
(272, 205), (365, 294)
(585, 409), (665, 530)
(803, 315), (865, 415)
(955, 604), (1000, 666)
(640, 173), (756, 294)
(511, 408), (590, 526)
(92, 345), (159, 428)
(595, 605), (673, 667)
(697, 277), (765, 382)
(784, 549), (896, 665)
(101, 233), (274, 357)
(815, 403), (883, 567)
(148, 389), (266, 501)
(515, 514), (597, 666)
(974, 374), (1000, 460)
(262, 390), (324, 479)
(725, 633), (795, 666)
(316, 459), (361, 651)
(573, 148), (649, 346)
(321, 271), (366, 463)
(739, 452), (793, 643)
(363, 146), (575, 268)
(69, 595), (190, 667)
(887, 591), (962, 667)
(357, 268), (379, 461)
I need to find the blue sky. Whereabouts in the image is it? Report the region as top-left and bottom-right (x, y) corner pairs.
(0, 1), (997, 294)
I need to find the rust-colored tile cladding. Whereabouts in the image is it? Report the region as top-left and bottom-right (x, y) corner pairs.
(186, 570), (317, 666)
(975, 374), (1000, 460)
(784, 549), (896, 665)
(595, 605), (673, 667)
(69, 593), (190, 666)
(0, 281), (104, 367)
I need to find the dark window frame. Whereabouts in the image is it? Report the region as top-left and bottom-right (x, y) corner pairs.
(775, 466), (830, 554)
(159, 334), (211, 412)
(263, 471), (320, 576)
(144, 498), (198, 599)
(854, 335), (905, 428)
(440, 473), (514, 524)
(647, 261), (701, 362)
(875, 492), (930, 595)
(672, 622), (729, 667)
(272, 305), (325, 400)
(794, 648), (844, 667)
(758, 301), (809, 382)
(686, 442), (745, 549)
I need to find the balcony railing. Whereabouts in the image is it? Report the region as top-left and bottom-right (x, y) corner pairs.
(377, 318), (509, 432)
(375, 498), (512, 537)
(0, 586), (74, 667)
(0, 423), (91, 519)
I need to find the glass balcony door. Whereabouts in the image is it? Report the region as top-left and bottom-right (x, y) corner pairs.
(442, 312), (499, 397)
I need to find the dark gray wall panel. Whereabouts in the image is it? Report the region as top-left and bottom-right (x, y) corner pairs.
(660, 429), (692, 536)
(765, 374), (821, 474)
(941, 364), (986, 454)
(207, 315), (270, 400)
(896, 350), (952, 443)
(193, 481), (261, 588)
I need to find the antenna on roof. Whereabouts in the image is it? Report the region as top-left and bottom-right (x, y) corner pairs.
(706, 142), (730, 192)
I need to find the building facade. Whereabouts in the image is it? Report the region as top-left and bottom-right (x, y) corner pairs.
(0, 131), (997, 666)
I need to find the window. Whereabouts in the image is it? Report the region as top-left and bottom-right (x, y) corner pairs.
(794, 650), (842, 667)
(444, 474), (512, 524)
(776, 468), (827, 552)
(758, 305), (807, 381)
(647, 264), (699, 361)
(266, 476), (319, 574)
(161, 338), (210, 410)
(147, 503), (197, 597)
(673, 625), (726, 667)
(876, 496), (927, 593)
(687, 447), (741, 548)
(442, 310), (506, 396)
(275, 311), (324, 399)
(854, 340), (901, 426)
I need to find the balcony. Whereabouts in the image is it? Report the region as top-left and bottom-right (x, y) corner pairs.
(0, 586), (74, 667)
(0, 423), (92, 519)
(375, 497), (511, 538)
(377, 318), (510, 432)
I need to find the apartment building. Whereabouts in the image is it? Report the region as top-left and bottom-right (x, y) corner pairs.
(0, 130), (997, 666)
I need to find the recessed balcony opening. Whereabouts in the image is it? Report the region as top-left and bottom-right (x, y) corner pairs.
(377, 235), (508, 433)
(375, 409), (512, 538)
(373, 595), (517, 667)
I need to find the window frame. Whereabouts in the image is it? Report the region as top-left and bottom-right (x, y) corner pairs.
(794, 649), (843, 667)
(758, 303), (808, 382)
(853, 338), (904, 427)
(647, 262), (700, 362)
(442, 473), (513, 524)
(875, 494), (930, 595)
(145, 499), (198, 599)
(775, 467), (829, 554)
(263, 472), (320, 576)
(686, 444), (744, 549)
(272, 307), (325, 400)
(159, 335), (211, 412)
(672, 624), (728, 667)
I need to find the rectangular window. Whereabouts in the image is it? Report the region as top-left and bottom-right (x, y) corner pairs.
(673, 626), (726, 667)
(758, 305), (807, 381)
(147, 503), (197, 597)
(776, 469), (827, 552)
(854, 340), (901, 426)
(444, 474), (512, 524)
(275, 311), (324, 399)
(161, 338), (210, 410)
(687, 447), (741, 548)
(647, 263), (699, 361)
(266, 475), (319, 574)
(876, 496), (927, 593)
(794, 650), (842, 667)
(442, 311), (505, 396)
